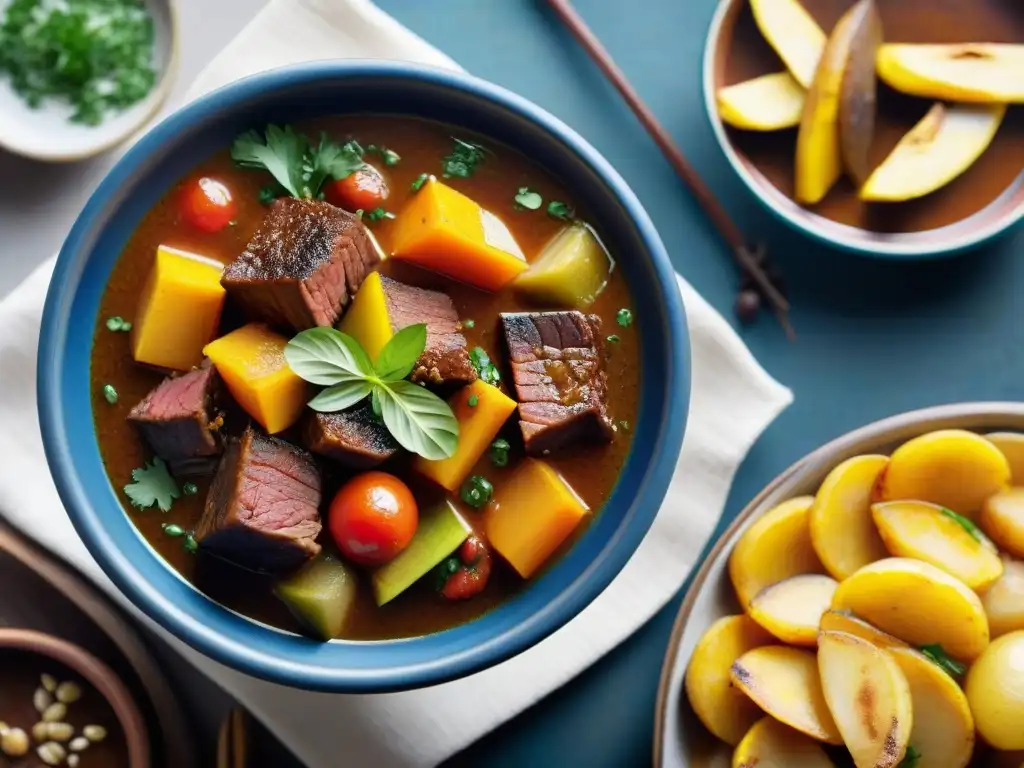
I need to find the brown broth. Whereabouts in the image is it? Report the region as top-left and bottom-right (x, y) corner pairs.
(90, 116), (640, 640)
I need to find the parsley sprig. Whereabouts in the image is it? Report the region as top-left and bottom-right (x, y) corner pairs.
(124, 457), (180, 512)
(285, 325), (458, 460)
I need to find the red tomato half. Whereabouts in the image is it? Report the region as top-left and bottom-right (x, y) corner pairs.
(179, 177), (237, 232)
(329, 471), (417, 567)
(439, 537), (492, 601)
(324, 167), (389, 212)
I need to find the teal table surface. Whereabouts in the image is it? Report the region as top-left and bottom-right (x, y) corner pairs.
(374, 1), (1024, 765)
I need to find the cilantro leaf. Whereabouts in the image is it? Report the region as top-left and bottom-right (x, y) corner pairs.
(231, 125), (309, 198)
(514, 187), (543, 210)
(124, 457), (180, 512)
(442, 138), (487, 178)
(305, 135), (365, 192)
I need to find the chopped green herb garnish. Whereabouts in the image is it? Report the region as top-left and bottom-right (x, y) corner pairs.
(618, 420), (630, 431)
(124, 457), (180, 512)
(182, 482), (198, 496)
(463, 319), (475, 329)
(606, 334), (620, 344)
(616, 308), (633, 327)
(411, 173), (430, 191)
(469, 347), (501, 387)
(547, 201), (574, 220)
(940, 507), (984, 544)
(0, 0), (158, 125)
(161, 523), (184, 538)
(441, 138), (487, 179)
(183, 533), (198, 554)
(105, 316), (131, 332)
(121, 321), (132, 331)
(920, 644), (967, 677)
(366, 144), (401, 166)
(102, 384), (118, 405)
(365, 207), (396, 222)
(898, 745), (921, 768)
(467, 394), (479, 407)
(460, 475), (494, 509)
(514, 187), (543, 210)
(489, 438), (511, 468)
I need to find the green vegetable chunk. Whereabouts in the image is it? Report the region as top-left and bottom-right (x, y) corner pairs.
(460, 475), (494, 509)
(514, 223), (615, 309)
(274, 554), (358, 640)
(489, 438), (511, 468)
(102, 384), (118, 405)
(371, 500), (471, 606)
(616, 308), (633, 327)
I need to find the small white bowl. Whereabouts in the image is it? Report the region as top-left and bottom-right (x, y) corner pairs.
(0, 0), (179, 162)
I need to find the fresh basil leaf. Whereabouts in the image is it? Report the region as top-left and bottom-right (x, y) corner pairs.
(307, 380), (373, 412)
(376, 324), (427, 382)
(376, 380), (459, 460)
(285, 327), (375, 385)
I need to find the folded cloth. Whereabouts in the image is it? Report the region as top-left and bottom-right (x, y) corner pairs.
(0, 1), (792, 765)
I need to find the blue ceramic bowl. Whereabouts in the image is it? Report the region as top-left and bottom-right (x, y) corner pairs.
(38, 61), (689, 692)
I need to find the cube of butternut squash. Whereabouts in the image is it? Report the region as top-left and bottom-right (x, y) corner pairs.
(203, 323), (309, 434)
(390, 177), (527, 291)
(131, 245), (226, 371)
(415, 380), (517, 491)
(484, 459), (589, 578)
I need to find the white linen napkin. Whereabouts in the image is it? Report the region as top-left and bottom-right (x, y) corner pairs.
(0, 1), (792, 765)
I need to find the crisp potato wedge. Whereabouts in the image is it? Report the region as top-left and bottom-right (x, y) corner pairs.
(966, 631), (1024, 750)
(986, 432), (1024, 485)
(982, 557), (1024, 638)
(872, 500), (1003, 590)
(748, 574), (838, 646)
(717, 72), (806, 131)
(684, 615), (774, 745)
(730, 646), (842, 744)
(810, 455), (889, 579)
(729, 496), (824, 607)
(888, 646), (974, 768)
(818, 609), (908, 650)
(817, 630), (912, 768)
(732, 717), (835, 768)
(873, 429), (1011, 518)
(981, 487), (1024, 558)
(749, 0), (826, 88)
(831, 557), (989, 660)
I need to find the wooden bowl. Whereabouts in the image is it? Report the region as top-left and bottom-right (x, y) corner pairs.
(703, 0), (1024, 257)
(653, 402), (1024, 767)
(0, 628), (150, 767)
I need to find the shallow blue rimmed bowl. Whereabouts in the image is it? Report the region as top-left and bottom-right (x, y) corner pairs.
(38, 62), (689, 692)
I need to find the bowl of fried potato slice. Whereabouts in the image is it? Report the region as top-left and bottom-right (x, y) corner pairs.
(655, 402), (1024, 768)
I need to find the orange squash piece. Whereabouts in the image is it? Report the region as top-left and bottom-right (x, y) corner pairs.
(415, 381), (517, 492)
(485, 459), (588, 578)
(131, 245), (225, 371)
(203, 323), (309, 434)
(389, 177), (527, 291)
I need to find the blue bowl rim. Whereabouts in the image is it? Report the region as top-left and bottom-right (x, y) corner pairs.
(37, 60), (689, 691)
(700, 0), (1024, 259)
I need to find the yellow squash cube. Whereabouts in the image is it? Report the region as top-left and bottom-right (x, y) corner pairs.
(203, 323), (309, 434)
(131, 245), (226, 371)
(390, 178), (527, 291)
(485, 459), (588, 578)
(337, 271), (397, 361)
(415, 380), (517, 492)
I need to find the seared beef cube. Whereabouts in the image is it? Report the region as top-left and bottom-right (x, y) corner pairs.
(501, 311), (614, 455)
(302, 402), (399, 469)
(380, 275), (476, 385)
(221, 198), (380, 331)
(127, 360), (223, 476)
(196, 427), (322, 573)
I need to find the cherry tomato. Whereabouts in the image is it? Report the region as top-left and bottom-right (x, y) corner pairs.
(328, 471), (417, 567)
(437, 537), (492, 601)
(179, 177), (237, 232)
(324, 166), (389, 212)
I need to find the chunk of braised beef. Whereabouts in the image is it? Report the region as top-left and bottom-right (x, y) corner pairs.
(301, 402), (399, 469)
(221, 198), (380, 331)
(127, 359), (224, 476)
(195, 426), (322, 574)
(501, 310), (614, 455)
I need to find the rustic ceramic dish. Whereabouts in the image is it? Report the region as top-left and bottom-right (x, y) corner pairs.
(653, 401), (1024, 768)
(703, 0), (1024, 257)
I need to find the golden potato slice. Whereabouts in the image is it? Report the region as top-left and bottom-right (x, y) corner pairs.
(966, 631), (1024, 750)
(982, 557), (1024, 638)
(888, 646), (974, 768)
(730, 646), (842, 744)
(986, 432), (1024, 485)
(874, 429), (1011, 518)
(817, 630), (913, 768)
(729, 496), (824, 607)
(872, 500), (1003, 590)
(748, 574), (838, 646)
(732, 717), (836, 768)
(810, 455), (889, 579)
(831, 557), (989, 660)
(818, 609), (908, 650)
(684, 615), (774, 745)
(981, 487), (1024, 558)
